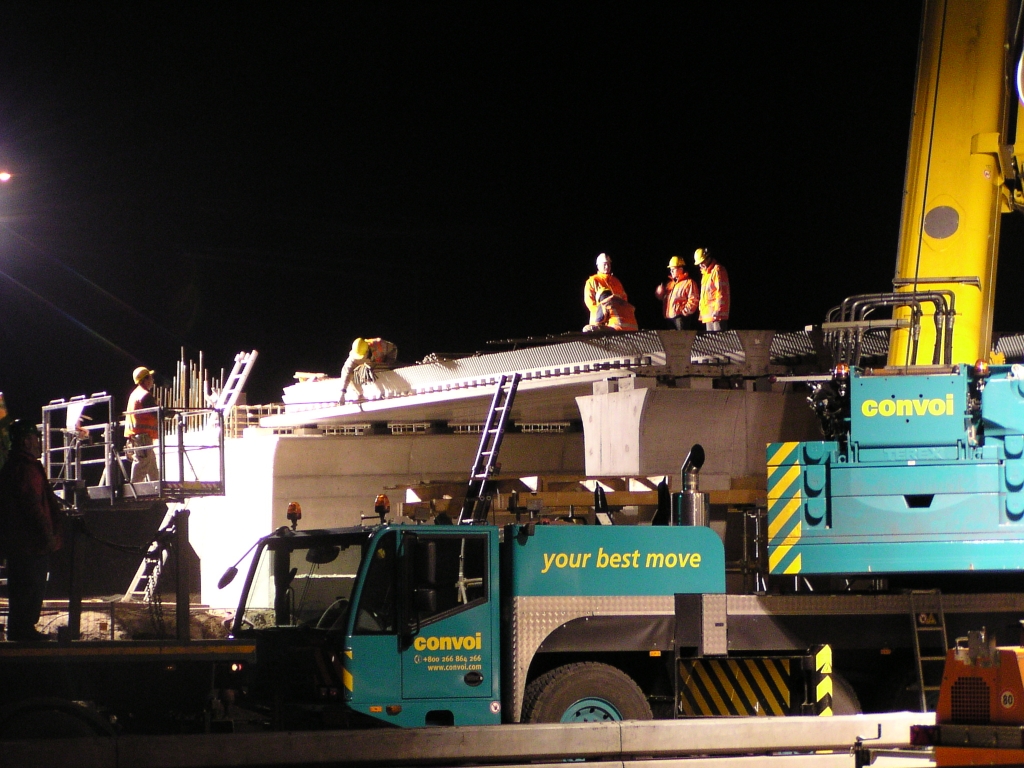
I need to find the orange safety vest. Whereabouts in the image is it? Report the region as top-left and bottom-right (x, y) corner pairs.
(125, 386), (158, 440)
(698, 261), (730, 324)
(366, 338), (398, 365)
(585, 274), (639, 331)
(667, 276), (698, 319)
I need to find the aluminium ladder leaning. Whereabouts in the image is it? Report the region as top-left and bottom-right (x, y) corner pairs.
(458, 373), (521, 525)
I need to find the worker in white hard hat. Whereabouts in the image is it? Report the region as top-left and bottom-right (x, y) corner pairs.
(124, 366), (162, 484)
(655, 255), (698, 331)
(694, 247), (730, 332)
(339, 337), (398, 404)
(583, 253), (638, 332)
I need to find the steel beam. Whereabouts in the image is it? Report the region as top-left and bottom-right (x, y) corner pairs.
(1, 712), (933, 768)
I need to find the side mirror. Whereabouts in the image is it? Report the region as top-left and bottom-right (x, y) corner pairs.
(306, 545), (340, 565)
(417, 540), (437, 586)
(217, 566), (238, 590)
(414, 587), (437, 615)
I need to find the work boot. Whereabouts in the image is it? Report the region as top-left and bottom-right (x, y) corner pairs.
(8, 628), (51, 642)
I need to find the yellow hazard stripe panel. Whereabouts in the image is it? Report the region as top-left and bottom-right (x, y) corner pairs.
(782, 553), (803, 575)
(679, 659), (791, 716)
(767, 464), (801, 505)
(766, 442), (799, 471)
(344, 648), (354, 692)
(768, 514), (801, 573)
(767, 493), (801, 541)
(815, 645), (833, 716)
(815, 645), (832, 675)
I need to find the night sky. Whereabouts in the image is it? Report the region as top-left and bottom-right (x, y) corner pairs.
(2, 3), (1011, 418)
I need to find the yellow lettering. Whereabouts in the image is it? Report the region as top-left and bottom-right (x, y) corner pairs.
(609, 553), (622, 567)
(555, 553), (568, 568)
(417, 633), (484, 651)
(691, 553), (701, 567)
(569, 553), (584, 568)
(597, 548), (609, 567)
(631, 550), (640, 568)
(582, 553), (592, 567)
(665, 553), (678, 567)
(866, 396), (956, 419)
(541, 552), (556, 574)
(646, 552), (665, 568)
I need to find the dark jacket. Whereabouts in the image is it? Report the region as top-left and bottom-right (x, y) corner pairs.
(0, 447), (65, 557)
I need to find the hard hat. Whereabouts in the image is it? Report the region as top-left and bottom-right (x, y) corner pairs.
(352, 338), (370, 358)
(693, 248), (709, 265)
(8, 419), (40, 444)
(133, 366), (155, 384)
(667, 255), (684, 269)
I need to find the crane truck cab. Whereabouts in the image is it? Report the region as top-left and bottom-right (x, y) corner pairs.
(225, 518), (738, 728)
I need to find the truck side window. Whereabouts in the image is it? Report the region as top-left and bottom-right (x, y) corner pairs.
(414, 535), (487, 626)
(354, 531), (396, 634)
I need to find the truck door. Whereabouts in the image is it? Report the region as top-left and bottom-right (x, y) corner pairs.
(400, 531), (496, 706)
(346, 530), (402, 708)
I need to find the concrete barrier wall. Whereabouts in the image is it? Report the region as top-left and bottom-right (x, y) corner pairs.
(188, 431), (584, 608)
(577, 388), (820, 486)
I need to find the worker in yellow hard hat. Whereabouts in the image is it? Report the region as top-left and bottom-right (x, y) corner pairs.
(124, 366), (161, 484)
(694, 247), (730, 332)
(655, 255), (698, 331)
(339, 337), (398, 404)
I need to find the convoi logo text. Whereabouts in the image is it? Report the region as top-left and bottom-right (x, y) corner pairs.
(861, 394), (954, 418)
(413, 632), (483, 651)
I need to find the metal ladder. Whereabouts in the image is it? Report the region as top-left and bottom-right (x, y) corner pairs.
(123, 507), (178, 602)
(909, 589), (948, 712)
(209, 350), (258, 410)
(458, 373), (521, 524)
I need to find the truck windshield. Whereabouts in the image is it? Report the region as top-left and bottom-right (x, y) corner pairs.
(239, 531), (372, 630)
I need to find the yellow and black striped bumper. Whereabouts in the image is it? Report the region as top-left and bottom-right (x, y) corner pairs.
(678, 645), (834, 717)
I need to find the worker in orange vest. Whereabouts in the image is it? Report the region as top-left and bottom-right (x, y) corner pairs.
(655, 255), (698, 330)
(583, 253), (638, 332)
(124, 366), (160, 483)
(694, 247), (730, 332)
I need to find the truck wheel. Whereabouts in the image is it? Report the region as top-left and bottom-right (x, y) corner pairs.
(831, 673), (861, 715)
(0, 697), (115, 739)
(522, 662), (652, 723)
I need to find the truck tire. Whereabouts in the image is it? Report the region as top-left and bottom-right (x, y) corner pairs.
(831, 673), (861, 715)
(521, 662), (653, 723)
(0, 697), (115, 739)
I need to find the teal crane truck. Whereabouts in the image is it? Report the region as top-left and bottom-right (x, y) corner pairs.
(218, 479), (1024, 729)
(768, 363), (1024, 578)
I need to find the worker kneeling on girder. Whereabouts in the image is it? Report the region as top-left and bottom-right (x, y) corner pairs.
(339, 337), (398, 403)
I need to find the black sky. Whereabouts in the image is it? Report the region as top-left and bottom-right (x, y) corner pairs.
(0, 3), (995, 415)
